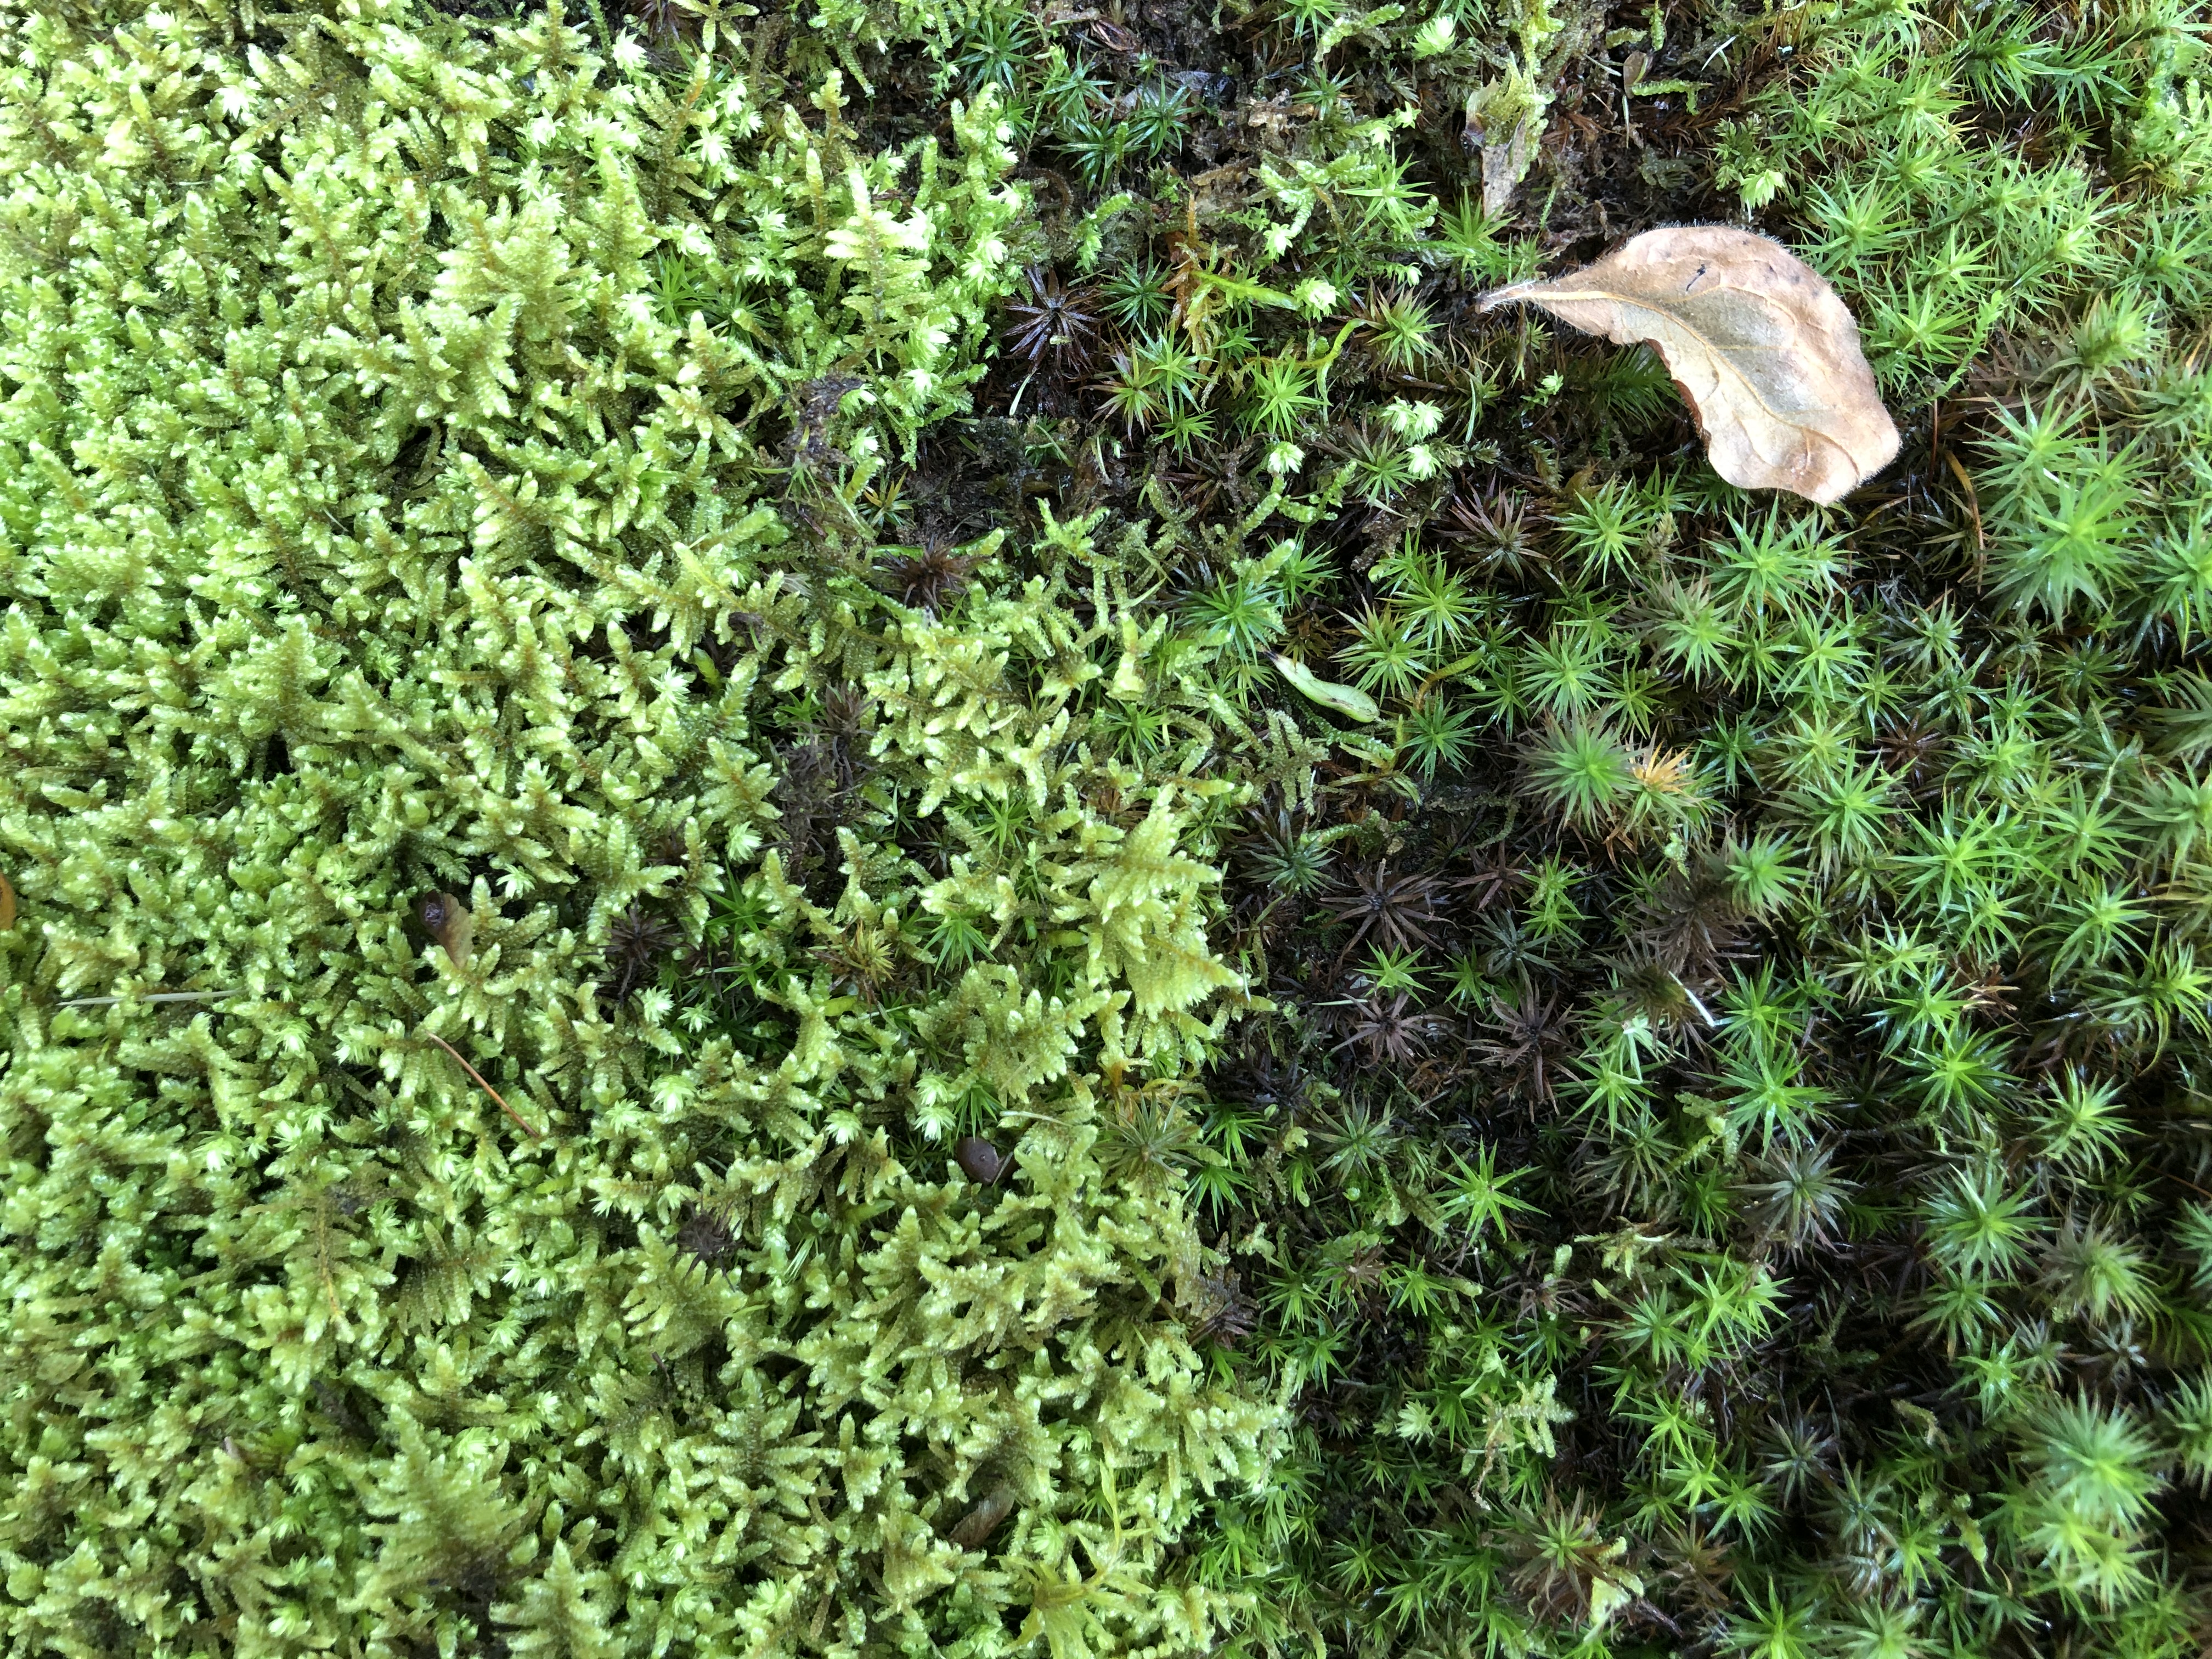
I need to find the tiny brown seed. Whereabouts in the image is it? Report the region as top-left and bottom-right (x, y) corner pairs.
(955, 1136), (1003, 1185)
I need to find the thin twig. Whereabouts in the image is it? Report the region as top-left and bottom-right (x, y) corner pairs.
(421, 1029), (545, 1139)
(59, 989), (241, 1008)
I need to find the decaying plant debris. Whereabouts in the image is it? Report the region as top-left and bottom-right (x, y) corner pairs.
(4, 0), (2212, 1654)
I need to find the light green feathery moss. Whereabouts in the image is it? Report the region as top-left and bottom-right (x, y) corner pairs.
(0, 5), (1293, 1655)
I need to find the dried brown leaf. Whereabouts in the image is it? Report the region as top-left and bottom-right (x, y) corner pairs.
(955, 1135), (1005, 1185)
(949, 1483), (1018, 1549)
(417, 890), (473, 969)
(1479, 227), (1900, 505)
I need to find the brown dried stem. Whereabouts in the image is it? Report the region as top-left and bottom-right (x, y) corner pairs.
(421, 1028), (545, 1139)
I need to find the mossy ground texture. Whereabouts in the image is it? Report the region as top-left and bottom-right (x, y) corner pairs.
(4, 0), (2212, 1654)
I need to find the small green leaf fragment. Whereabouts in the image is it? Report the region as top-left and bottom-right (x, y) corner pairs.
(1271, 654), (1379, 721)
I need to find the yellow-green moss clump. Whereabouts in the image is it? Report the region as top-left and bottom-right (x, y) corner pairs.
(0, 6), (1286, 1655)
